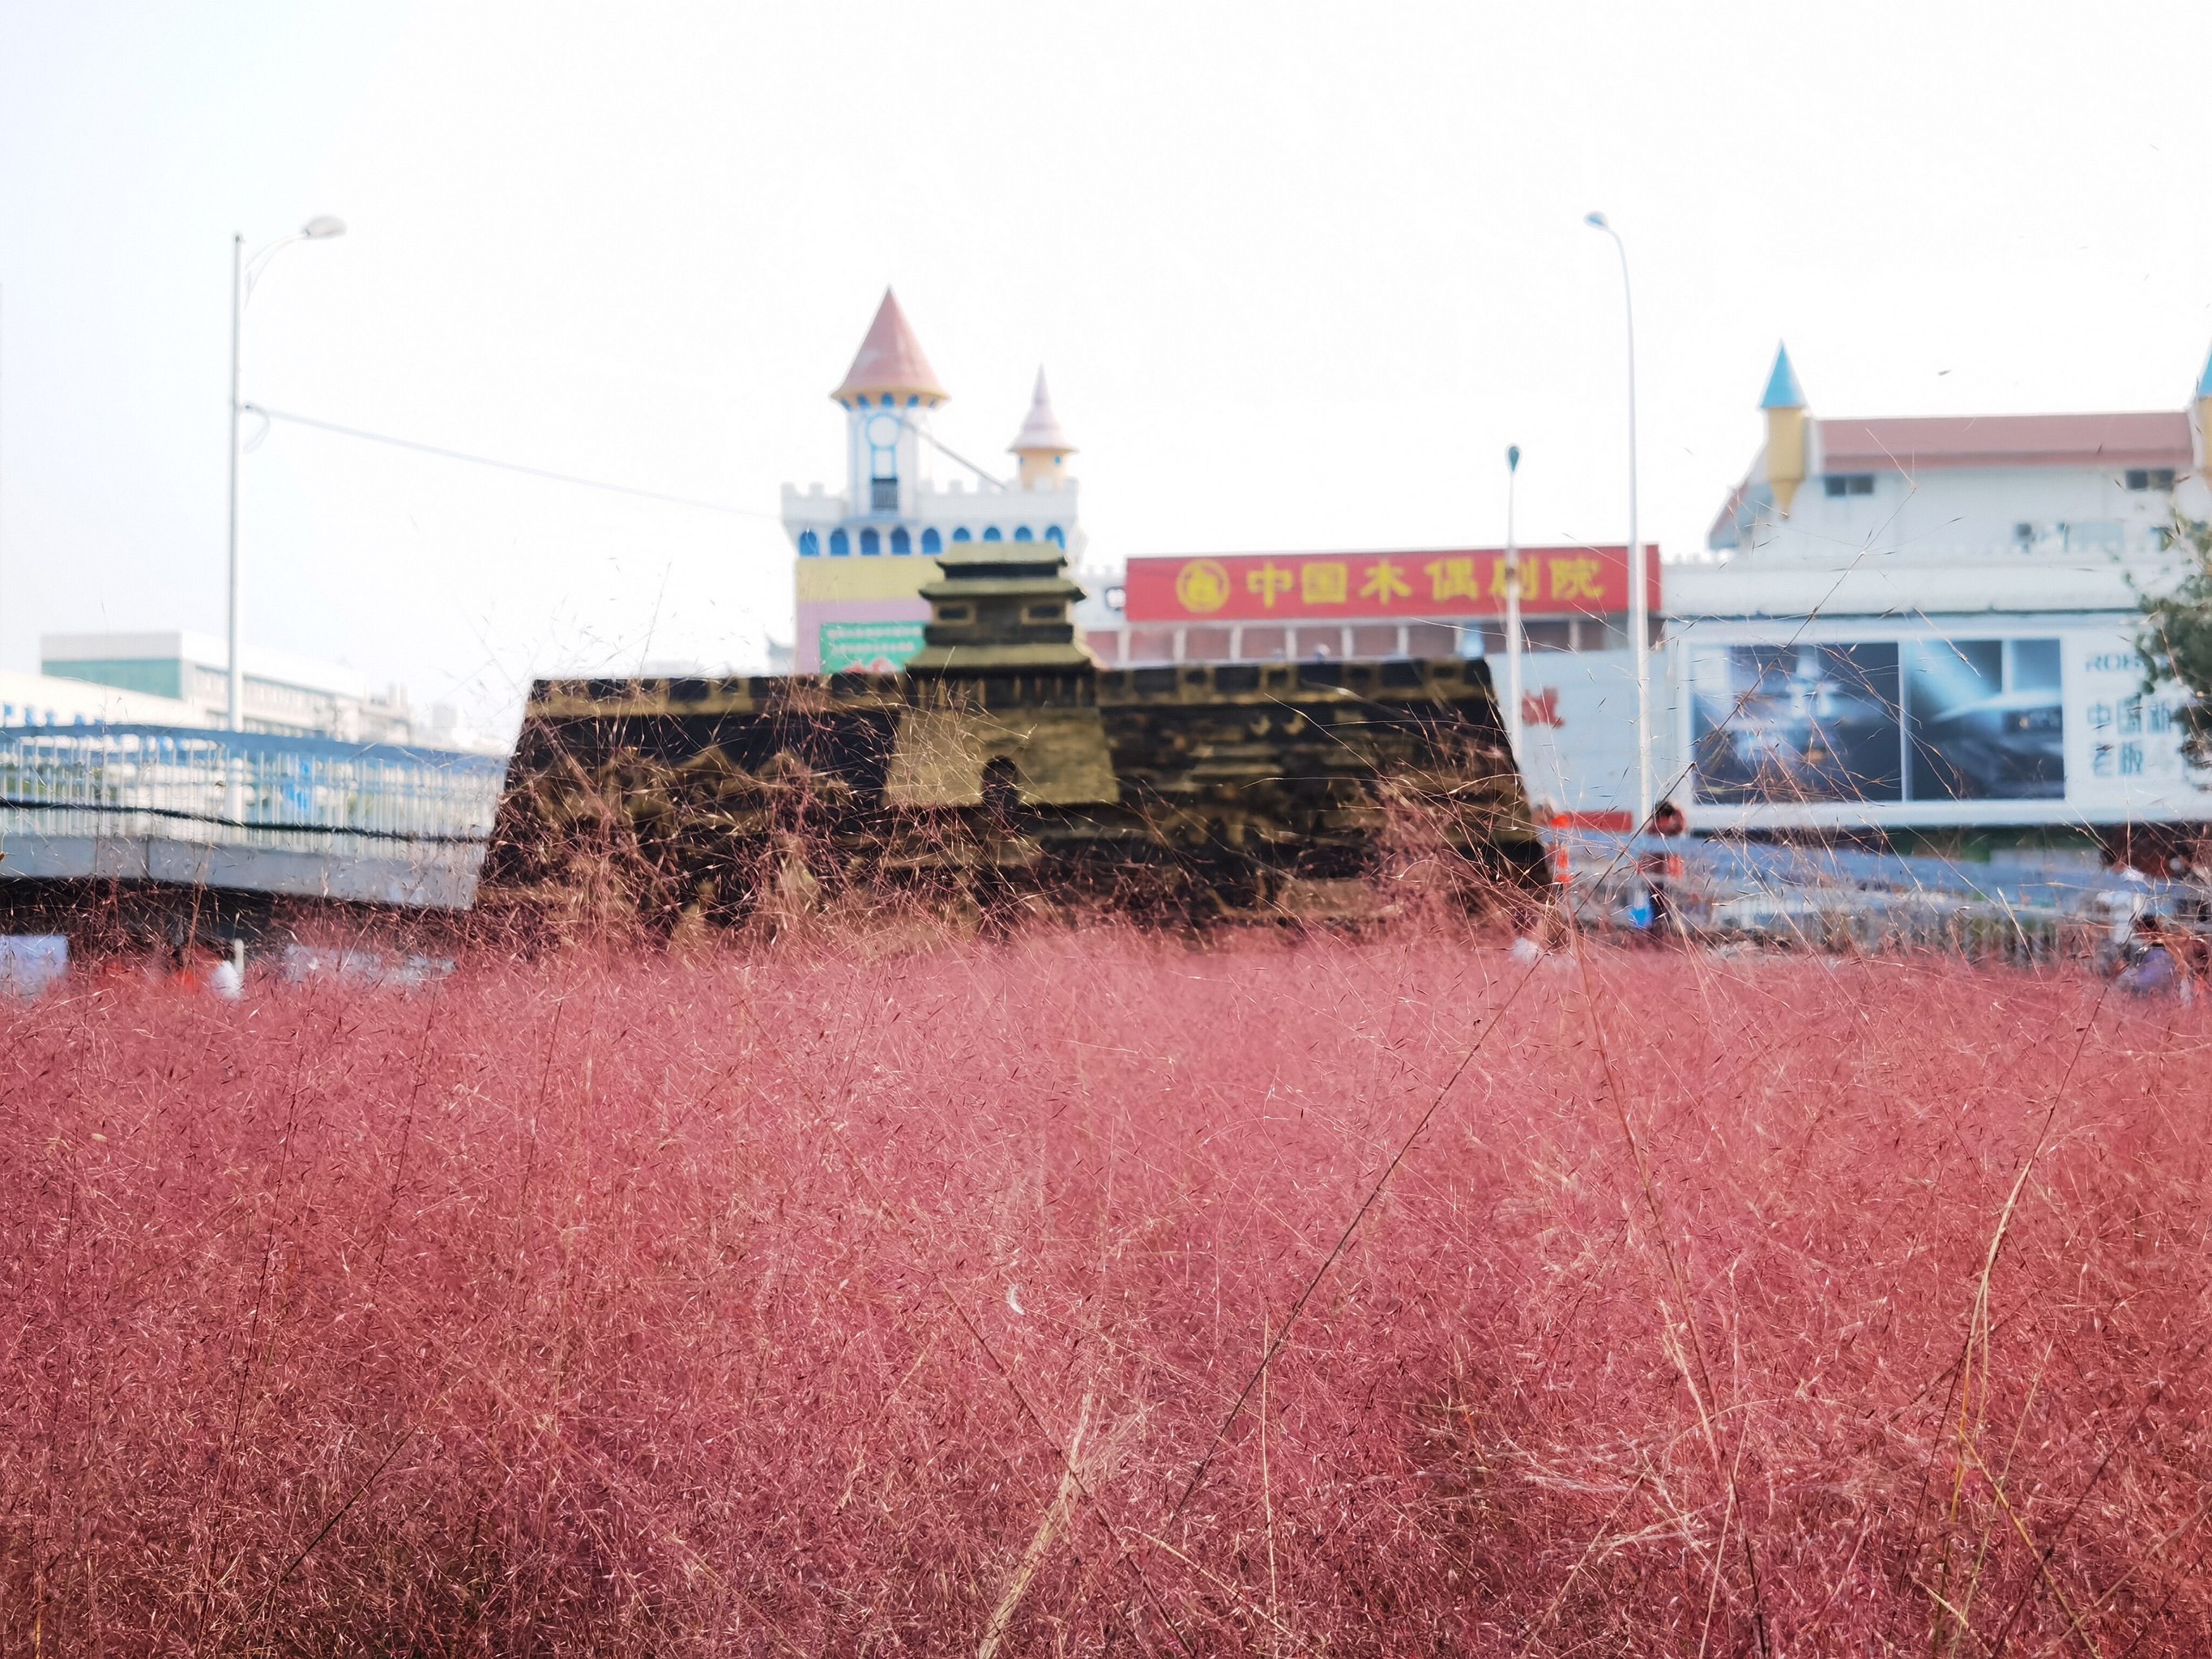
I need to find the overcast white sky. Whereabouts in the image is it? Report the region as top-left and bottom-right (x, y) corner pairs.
(4, 3), (2211, 731)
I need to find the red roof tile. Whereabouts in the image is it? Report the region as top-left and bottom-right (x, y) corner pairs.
(1818, 412), (2189, 473)
(832, 288), (947, 403)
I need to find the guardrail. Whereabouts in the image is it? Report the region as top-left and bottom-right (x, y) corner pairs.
(0, 724), (507, 862)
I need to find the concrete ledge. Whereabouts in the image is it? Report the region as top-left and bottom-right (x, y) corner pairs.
(0, 834), (485, 909)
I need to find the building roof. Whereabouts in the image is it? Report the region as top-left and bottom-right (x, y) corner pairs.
(2197, 345), (2212, 400)
(1007, 368), (1075, 454)
(832, 288), (947, 403)
(1816, 411), (2191, 473)
(41, 629), (374, 699)
(1759, 343), (1805, 411)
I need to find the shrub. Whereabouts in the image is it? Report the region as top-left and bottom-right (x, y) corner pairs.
(2, 928), (2206, 1653)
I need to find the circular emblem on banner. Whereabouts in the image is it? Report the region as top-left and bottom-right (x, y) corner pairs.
(1176, 559), (1231, 615)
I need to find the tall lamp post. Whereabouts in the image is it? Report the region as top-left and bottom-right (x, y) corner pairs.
(1502, 443), (1523, 766)
(227, 215), (345, 732)
(1583, 211), (1650, 828)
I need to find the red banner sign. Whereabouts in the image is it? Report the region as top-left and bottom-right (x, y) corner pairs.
(1123, 547), (1658, 624)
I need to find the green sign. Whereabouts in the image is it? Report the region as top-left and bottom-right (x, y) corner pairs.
(820, 621), (925, 674)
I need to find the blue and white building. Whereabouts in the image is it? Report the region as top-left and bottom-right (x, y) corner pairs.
(782, 289), (1083, 672)
(1666, 343), (2212, 842)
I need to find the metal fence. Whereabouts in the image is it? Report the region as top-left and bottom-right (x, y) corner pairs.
(1552, 829), (2193, 968)
(0, 724), (507, 861)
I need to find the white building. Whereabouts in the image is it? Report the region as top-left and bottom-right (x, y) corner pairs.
(37, 630), (466, 748)
(0, 667), (203, 729)
(781, 289), (1085, 672)
(1667, 344), (2212, 839)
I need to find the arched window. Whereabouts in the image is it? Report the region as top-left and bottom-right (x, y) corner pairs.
(860, 528), (882, 556)
(981, 756), (1020, 819)
(1013, 526), (1035, 543)
(921, 527), (943, 555)
(1044, 525), (1065, 548)
(951, 527), (973, 543)
(982, 526), (1004, 542)
(890, 527), (912, 556)
(830, 529), (851, 557)
(798, 529), (821, 557)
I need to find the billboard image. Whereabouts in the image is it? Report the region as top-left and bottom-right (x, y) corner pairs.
(1691, 643), (1903, 804)
(1904, 638), (2063, 800)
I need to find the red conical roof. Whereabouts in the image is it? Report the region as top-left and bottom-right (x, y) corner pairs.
(831, 288), (947, 403)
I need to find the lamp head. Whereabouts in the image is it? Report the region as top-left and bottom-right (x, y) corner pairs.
(1584, 211), (1608, 229)
(301, 215), (347, 240)
(1507, 444), (1520, 471)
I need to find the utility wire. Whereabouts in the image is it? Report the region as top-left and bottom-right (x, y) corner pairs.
(244, 404), (779, 519)
(899, 414), (1009, 491)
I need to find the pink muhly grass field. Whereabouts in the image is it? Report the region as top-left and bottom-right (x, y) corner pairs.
(3, 928), (2210, 1654)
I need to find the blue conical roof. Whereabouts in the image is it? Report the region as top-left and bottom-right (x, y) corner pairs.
(1760, 343), (1806, 411)
(2196, 343), (2212, 400)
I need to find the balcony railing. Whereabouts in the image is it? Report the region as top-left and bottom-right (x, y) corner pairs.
(0, 725), (506, 862)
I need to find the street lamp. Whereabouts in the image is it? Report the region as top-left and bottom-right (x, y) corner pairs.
(1583, 211), (1651, 828)
(226, 216), (345, 733)
(1502, 443), (1523, 767)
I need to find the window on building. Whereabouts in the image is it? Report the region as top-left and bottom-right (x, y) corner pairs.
(2126, 468), (2177, 491)
(1524, 621), (1574, 653)
(1027, 604), (1062, 622)
(1044, 525), (1066, 548)
(1824, 474), (1875, 497)
(1574, 615), (1629, 652)
(797, 530), (820, 557)
(951, 527), (972, 543)
(982, 527), (1004, 542)
(860, 528), (882, 556)
(1013, 526), (1035, 542)
(829, 529), (851, 557)
(870, 479), (899, 511)
(921, 527), (942, 555)
(890, 527), (912, 556)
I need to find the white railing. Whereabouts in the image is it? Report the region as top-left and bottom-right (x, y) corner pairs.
(0, 724), (506, 861)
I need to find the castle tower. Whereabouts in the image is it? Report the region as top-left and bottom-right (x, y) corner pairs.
(832, 288), (947, 518)
(1761, 343), (1809, 516)
(1007, 368), (1077, 491)
(782, 293), (1087, 673)
(887, 536), (1117, 812)
(907, 538), (1091, 675)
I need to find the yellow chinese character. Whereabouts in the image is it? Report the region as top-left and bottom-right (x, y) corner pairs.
(1247, 561), (1295, 608)
(1424, 556), (1480, 602)
(1360, 558), (1412, 603)
(1548, 556), (1603, 603)
(1300, 561), (1349, 605)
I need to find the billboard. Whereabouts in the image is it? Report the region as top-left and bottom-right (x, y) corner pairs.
(1124, 546), (1659, 624)
(1904, 638), (2063, 800)
(1691, 643), (1903, 804)
(819, 620), (926, 674)
(1684, 626), (2212, 824)
(795, 599), (929, 672)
